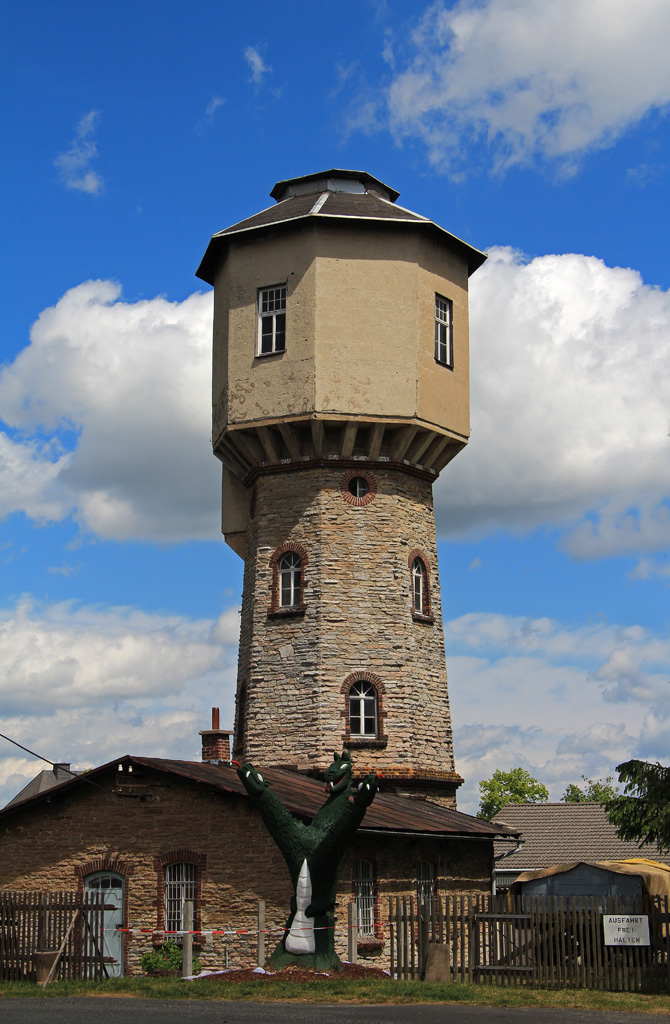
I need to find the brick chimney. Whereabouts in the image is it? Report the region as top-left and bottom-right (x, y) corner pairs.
(200, 707), (233, 764)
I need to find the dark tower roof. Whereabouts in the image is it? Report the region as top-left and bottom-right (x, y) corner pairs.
(196, 169), (487, 285)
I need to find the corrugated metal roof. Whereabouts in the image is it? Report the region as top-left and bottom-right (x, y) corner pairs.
(132, 758), (512, 839)
(0, 754), (515, 842)
(492, 802), (670, 868)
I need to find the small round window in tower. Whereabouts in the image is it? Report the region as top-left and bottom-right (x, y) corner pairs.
(340, 469), (377, 506)
(349, 477), (369, 499)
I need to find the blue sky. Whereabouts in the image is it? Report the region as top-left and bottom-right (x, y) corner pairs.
(1, 0), (669, 813)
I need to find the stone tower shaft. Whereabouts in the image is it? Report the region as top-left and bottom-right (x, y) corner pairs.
(197, 170), (486, 804)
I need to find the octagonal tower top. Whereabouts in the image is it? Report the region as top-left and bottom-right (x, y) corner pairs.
(197, 171), (486, 555)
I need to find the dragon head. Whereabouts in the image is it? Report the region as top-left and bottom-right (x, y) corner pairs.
(324, 751), (353, 796)
(236, 762), (269, 797)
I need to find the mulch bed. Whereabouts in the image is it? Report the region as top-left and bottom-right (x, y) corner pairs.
(201, 962), (390, 984)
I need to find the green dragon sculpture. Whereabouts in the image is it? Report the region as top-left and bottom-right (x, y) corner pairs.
(236, 751), (378, 970)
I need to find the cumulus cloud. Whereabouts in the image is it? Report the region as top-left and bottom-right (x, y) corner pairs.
(386, 0), (670, 175)
(54, 110), (104, 195)
(0, 281), (220, 541)
(244, 46), (271, 85)
(446, 611), (670, 813)
(436, 247), (670, 558)
(0, 597), (239, 806)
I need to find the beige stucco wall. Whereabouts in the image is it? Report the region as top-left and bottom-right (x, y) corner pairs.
(212, 221), (470, 447)
(213, 226), (318, 443)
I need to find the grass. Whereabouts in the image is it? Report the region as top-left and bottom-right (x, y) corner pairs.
(0, 976), (669, 1013)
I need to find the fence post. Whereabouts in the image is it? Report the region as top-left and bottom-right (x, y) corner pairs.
(348, 901), (358, 964)
(257, 900), (266, 968)
(419, 904), (430, 980)
(182, 900), (193, 978)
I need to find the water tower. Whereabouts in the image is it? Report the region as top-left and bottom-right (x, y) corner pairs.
(197, 170), (485, 805)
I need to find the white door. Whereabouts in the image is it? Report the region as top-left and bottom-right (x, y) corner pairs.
(84, 872), (124, 977)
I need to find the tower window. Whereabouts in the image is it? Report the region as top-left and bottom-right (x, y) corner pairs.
(349, 681), (377, 738)
(258, 285), (286, 355)
(412, 557), (426, 613)
(348, 477), (369, 499)
(340, 469), (378, 506)
(408, 549), (434, 622)
(435, 294), (453, 368)
(279, 551), (302, 607)
(268, 543), (308, 617)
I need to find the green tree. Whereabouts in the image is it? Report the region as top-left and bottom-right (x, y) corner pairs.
(477, 767), (549, 820)
(606, 759), (670, 854)
(561, 774), (618, 804)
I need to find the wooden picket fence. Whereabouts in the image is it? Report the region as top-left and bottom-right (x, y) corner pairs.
(0, 891), (110, 982)
(388, 893), (670, 991)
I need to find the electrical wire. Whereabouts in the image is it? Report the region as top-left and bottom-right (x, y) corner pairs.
(0, 731), (104, 791)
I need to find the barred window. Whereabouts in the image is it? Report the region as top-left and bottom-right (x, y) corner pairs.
(349, 681), (377, 738)
(354, 859), (375, 937)
(258, 285), (286, 355)
(165, 862), (197, 934)
(435, 294), (453, 367)
(279, 551), (302, 607)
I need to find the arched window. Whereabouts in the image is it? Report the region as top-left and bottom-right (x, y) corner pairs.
(408, 549), (433, 622)
(279, 551), (302, 607)
(412, 558), (426, 613)
(349, 681), (377, 738)
(354, 859), (375, 937)
(269, 543), (308, 616)
(155, 851), (206, 934)
(164, 862), (198, 934)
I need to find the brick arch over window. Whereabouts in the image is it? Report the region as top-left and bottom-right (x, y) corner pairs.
(268, 542), (309, 617)
(339, 468), (378, 507)
(407, 548), (434, 623)
(340, 671), (388, 750)
(75, 857), (135, 882)
(154, 850), (207, 932)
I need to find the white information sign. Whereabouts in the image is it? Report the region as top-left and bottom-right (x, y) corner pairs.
(603, 914), (650, 946)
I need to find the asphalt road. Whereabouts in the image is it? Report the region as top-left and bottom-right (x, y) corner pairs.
(0, 1000), (658, 1024)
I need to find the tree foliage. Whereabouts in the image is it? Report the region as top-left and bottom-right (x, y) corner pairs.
(606, 759), (670, 854)
(561, 775), (618, 804)
(477, 767), (549, 820)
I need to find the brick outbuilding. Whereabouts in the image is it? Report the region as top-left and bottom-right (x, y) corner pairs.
(0, 747), (513, 975)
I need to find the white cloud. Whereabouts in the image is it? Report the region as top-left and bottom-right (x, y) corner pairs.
(244, 46), (271, 85)
(446, 611), (670, 813)
(205, 96), (225, 119)
(386, 0), (670, 175)
(0, 597), (240, 806)
(436, 247), (670, 558)
(0, 281), (220, 542)
(54, 110), (104, 195)
(628, 558), (670, 581)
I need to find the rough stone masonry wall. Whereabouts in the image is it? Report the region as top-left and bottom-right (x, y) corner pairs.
(0, 766), (492, 975)
(234, 463), (460, 803)
(0, 767), (293, 976)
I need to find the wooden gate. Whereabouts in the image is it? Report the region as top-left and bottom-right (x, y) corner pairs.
(388, 892), (670, 991)
(0, 891), (111, 981)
